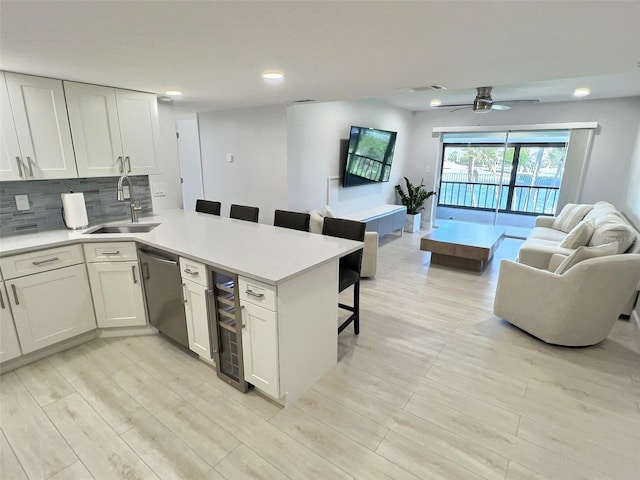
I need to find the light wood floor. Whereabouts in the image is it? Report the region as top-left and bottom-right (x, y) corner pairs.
(1, 232), (639, 480)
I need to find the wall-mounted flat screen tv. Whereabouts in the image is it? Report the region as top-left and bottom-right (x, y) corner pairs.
(343, 126), (397, 188)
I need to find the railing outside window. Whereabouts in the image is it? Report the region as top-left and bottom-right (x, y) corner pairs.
(438, 142), (566, 216)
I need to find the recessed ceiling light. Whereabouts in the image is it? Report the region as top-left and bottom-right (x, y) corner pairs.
(263, 71), (284, 80)
(165, 90), (182, 96)
(430, 99), (442, 107)
(573, 87), (590, 97)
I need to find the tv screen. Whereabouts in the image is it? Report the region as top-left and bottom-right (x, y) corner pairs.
(343, 126), (397, 188)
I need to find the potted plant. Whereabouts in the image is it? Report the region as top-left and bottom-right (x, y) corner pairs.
(395, 177), (436, 233)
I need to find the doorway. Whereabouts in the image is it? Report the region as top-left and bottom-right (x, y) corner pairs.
(176, 117), (204, 212)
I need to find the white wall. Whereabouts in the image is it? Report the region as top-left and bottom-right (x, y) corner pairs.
(149, 103), (183, 212)
(411, 97), (640, 224)
(624, 121), (640, 228)
(198, 105), (288, 225)
(287, 100), (414, 216)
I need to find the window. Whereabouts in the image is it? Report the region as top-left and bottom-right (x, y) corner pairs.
(438, 130), (569, 215)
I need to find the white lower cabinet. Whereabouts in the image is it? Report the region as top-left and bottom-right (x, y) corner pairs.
(182, 278), (211, 359)
(240, 300), (279, 398)
(87, 261), (146, 328)
(7, 264), (96, 354)
(0, 282), (22, 362)
(179, 257), (212, 360)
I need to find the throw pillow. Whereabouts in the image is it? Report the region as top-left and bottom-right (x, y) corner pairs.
(554, 242), (618, 275)
(558, 219), (596, 249)
(552, 204), (593, 233)
(322, 204), (336, 218)
(309, 210), (324, 234)
(588, 214), (636, 254)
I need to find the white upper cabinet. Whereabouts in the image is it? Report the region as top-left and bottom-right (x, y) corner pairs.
(0, 73), (23, 181)
(3, 72), (77, 180)
(66, 81), (160, 177)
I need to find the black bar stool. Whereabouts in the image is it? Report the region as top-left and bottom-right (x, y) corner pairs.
(195, 199), (221, 216)
(230, 204), (259, 223)
(273, 209), (310, 232)
(322, 217), (366, 335)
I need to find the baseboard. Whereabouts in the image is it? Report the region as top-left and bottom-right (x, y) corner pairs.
(632, 309), (640, 352)
(98, 325), (158, 338)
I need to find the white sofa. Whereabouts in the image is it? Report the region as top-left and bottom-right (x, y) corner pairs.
(309, 209), (378, 278)
(494, 254), (640, 346)
(517, 201), (640, 270)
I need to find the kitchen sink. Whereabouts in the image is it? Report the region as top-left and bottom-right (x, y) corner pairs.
(84, 223), (160, 234)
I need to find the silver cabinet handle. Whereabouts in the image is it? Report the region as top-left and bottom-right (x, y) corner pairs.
(32, 257), (59, 266)
(26, 156), (34, 177)
(125, 156), (132, 173)
(117, 156), (123, 174)
(131, 265), (138, 284)
(11, 284), (19, 305)
(15, 156), (23, 178)
(183, 268), (199, 276)
(102, 251), (121, 256)
(182, 283), (188, 304)
(240, 304), (246, 328)
(245, 289), (264, 298)
(0, 289), (5, 309)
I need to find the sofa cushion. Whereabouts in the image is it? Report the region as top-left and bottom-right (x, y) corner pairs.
(584, 201), (620, 222)
(559, 219), (595, 249)
(529, 227), (568, 242)
(588, 214), (636, 254)
(309, 210), (324, 234)
(553, 204), (593, 233)
(554, 242), (618, 275)
(322, 204), (336, 218)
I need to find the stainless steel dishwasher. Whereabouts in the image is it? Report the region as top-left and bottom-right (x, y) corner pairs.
(138, 246), (189, 348)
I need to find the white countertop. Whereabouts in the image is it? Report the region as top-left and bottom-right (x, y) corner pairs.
(0, 210), (362, 285)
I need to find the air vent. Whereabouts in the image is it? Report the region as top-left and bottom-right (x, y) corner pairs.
(408, 85), (447, 92)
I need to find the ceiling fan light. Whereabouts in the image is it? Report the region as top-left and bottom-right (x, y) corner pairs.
(430, 99), (442, 107)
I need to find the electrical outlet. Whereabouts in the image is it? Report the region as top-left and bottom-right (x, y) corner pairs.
(152, 183), (166, 197)
(15, 194), (30, 211)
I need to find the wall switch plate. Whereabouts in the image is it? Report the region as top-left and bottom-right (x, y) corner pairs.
(425, 166), (431, 174)
(152, 183), (166, 197)
(15, 194), (30, 211)
(227, 153), (234, 163)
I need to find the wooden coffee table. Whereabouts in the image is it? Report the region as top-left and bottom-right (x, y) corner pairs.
(420, 222), (505, 272)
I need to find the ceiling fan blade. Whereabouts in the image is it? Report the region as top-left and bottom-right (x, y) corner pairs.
(434, 103), (473, 108)
(494, 99), (540, 105)
(449, 106), (472, 113)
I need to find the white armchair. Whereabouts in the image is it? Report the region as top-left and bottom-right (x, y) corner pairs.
(493, 254), (640, 346)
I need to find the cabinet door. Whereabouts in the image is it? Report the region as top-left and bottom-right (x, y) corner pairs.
(116, 89), (160, 175)
(87, 261), (146, 328)
(65, 82), (124, 177)
(0, 283), (22, 363)
(0, 73), (23, 181)
(240, 301), (279, 398)
(182, 279), (212, 359)
(8, 264), (96, 354)
(4, 73), (77, 179)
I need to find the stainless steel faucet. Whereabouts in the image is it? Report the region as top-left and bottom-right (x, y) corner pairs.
(116, 175), (142, 223)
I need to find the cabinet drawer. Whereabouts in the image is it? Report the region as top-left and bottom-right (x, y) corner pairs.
(1, 244), (84, 279)
(179, 257), (207, 286)
(84, 242), (138, 262)
(238, 276), (276, 311)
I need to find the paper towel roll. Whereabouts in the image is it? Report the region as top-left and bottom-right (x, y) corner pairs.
(61, 192), (89, 229)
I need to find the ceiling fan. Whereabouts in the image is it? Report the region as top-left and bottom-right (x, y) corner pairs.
(434, 86), (540, 113)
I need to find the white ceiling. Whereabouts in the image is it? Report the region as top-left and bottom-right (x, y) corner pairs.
(1, 1), (639, 113)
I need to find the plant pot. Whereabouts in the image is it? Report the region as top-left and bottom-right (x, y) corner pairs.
(404, 213), (421, 233)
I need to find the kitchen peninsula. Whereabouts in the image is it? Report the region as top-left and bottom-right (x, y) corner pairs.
(0, 210), (362, 406)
